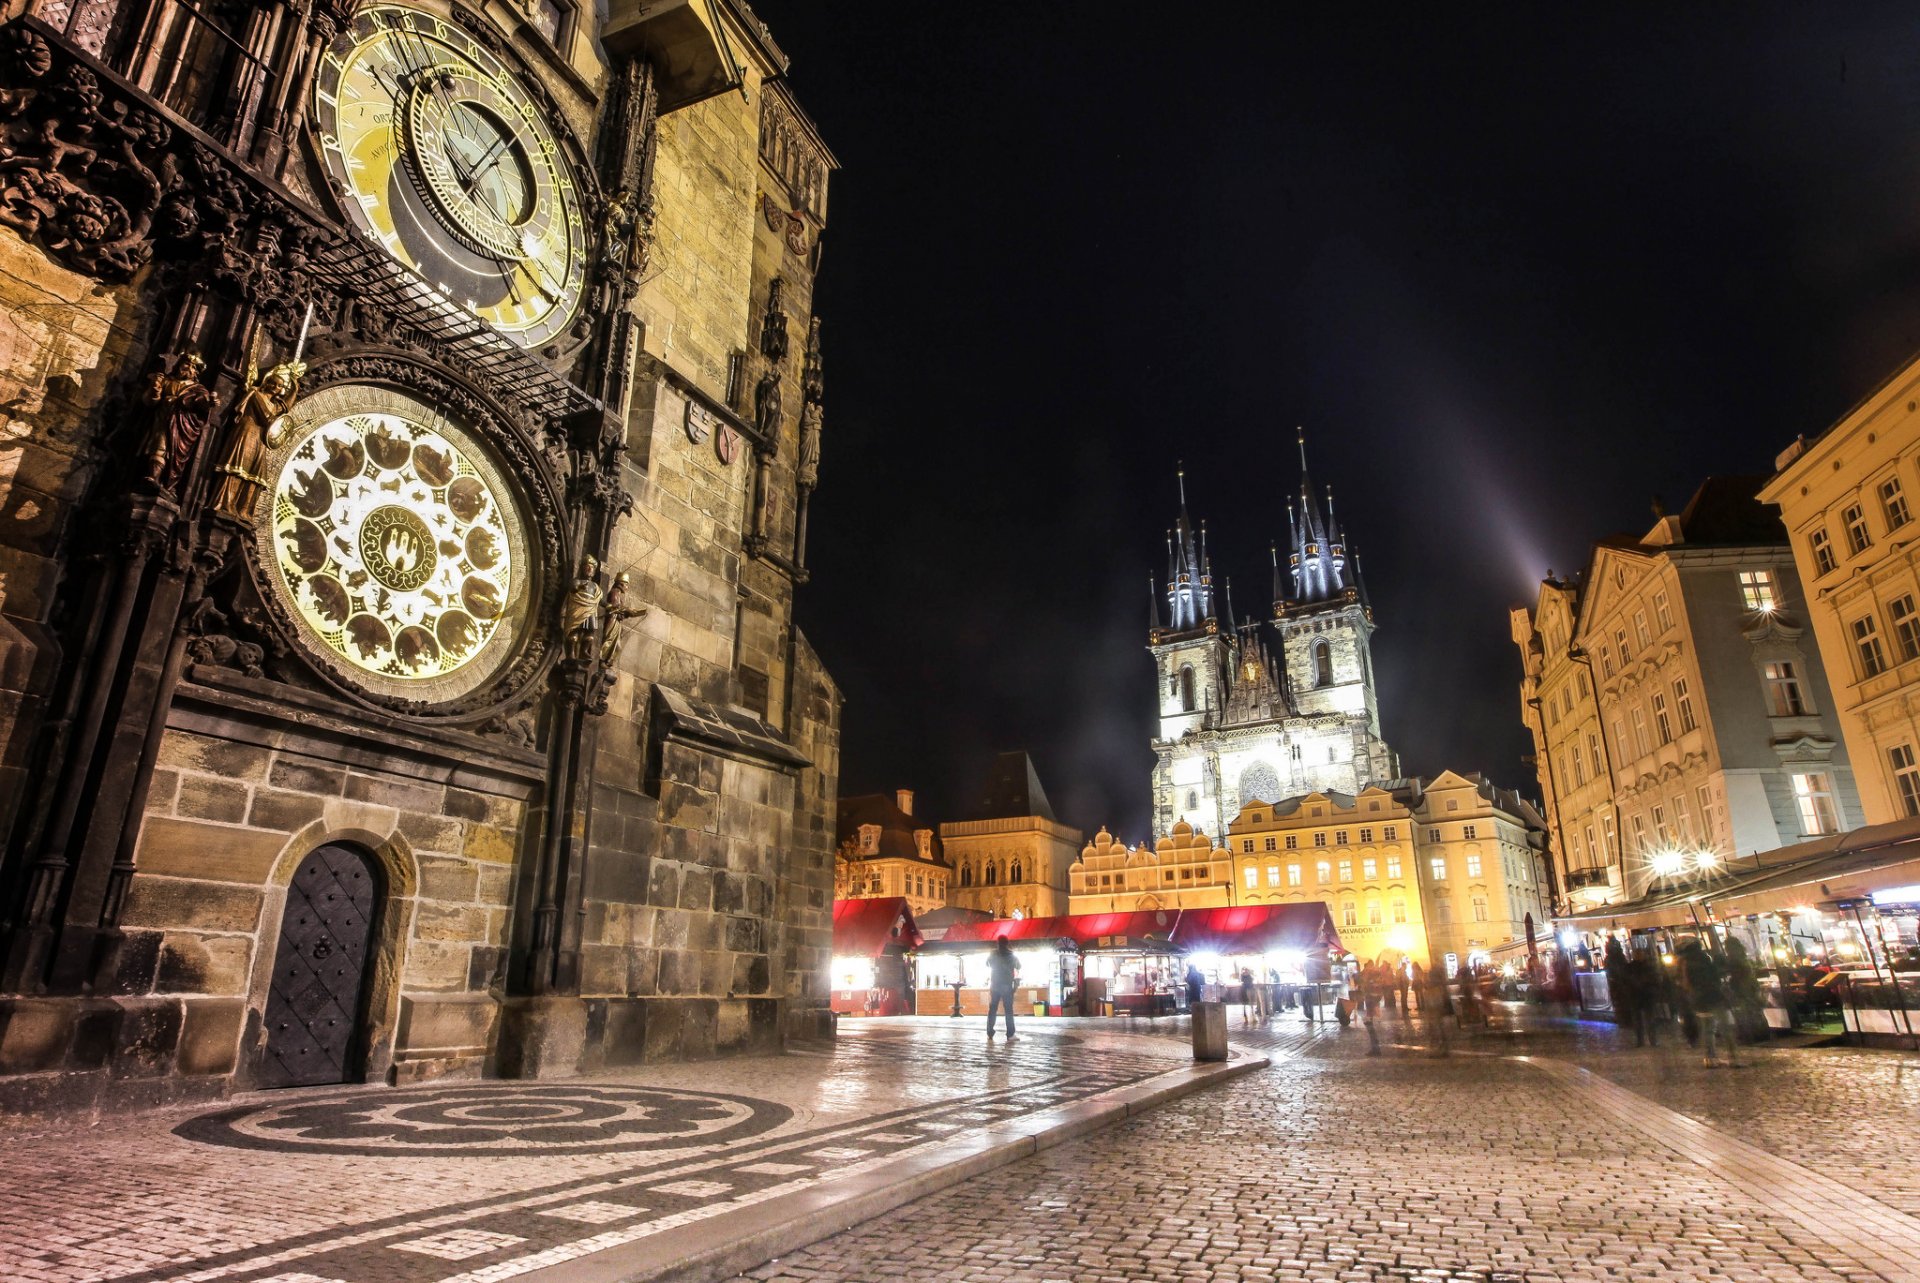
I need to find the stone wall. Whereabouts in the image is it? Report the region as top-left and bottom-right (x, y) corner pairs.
(0, 228), (146, 848)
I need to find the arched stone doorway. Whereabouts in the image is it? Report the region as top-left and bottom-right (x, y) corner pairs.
(260, 843), (381, 1087)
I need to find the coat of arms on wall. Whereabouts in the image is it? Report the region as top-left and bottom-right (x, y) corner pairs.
(760, 193), (809, 256)
(685, 399), (720, 444)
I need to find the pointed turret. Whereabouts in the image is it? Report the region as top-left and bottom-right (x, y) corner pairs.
(1163, 463), (1215, 632)
(1287, 429), (1349, 606)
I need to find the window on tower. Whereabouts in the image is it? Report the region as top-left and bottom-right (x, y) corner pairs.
(1179, 665), (1196, 712)
(1313, 641), (1333, 687)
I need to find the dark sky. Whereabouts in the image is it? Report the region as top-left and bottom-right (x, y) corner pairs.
(760, 3), (1920, 842)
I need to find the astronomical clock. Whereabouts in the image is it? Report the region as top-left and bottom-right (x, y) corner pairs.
(312, 3), (588, 348)
(241, 1), (595, 717)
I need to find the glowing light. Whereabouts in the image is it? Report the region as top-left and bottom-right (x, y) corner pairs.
(1650, 852), (1686, 877)
(1558, 930), (1579, 950)
(1694, 851), (1719, 870)
(1869, 884), (1920, 907)
(1275, 949), (1305, 971)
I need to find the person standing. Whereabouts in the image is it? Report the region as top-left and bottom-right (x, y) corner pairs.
(1604, 937), (1633, 1037)
(986, 938), (1019, 1040)
(1422, 960), (1452, 1056)
(1238, 966), (1257, 1027)
(1624, 945), (1660, 1046)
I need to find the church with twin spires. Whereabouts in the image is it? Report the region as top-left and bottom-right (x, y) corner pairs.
(1149, 436), (1399, 840)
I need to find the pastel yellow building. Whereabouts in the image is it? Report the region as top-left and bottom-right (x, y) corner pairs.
(1762, 376), (1920, 825)
(1066, 823), (1233, 913)
(835, 791), (949, 918)
(942, 753), (1079, 919)
(1223, 774), (1551, 970)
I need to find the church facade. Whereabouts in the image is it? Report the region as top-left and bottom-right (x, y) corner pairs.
(1149, 442), (1397, 841)
(0, 0), (841, 1110)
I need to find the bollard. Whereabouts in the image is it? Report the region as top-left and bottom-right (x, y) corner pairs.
(1190, 1000), (1228, 1061)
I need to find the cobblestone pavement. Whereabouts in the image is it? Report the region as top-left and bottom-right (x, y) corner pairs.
(738, 1005), (1920, 1283)
(0, 1021), (1209, 1283)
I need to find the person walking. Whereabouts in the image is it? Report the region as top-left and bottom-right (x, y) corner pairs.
(1624, 945), (1660, 1046)
(1238, 966), (1257, 1026)
(1408, 961), (1425, 1015)
(1422, 960), (1452, 1056)
(1604, 937), (1633, 1038)
(1679, 937), (1739, 1067)
(986, 938), (1019, 1040)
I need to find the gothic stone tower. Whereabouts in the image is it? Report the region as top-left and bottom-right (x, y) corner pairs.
(1149, 444), (1396, 841)
(0, 0), (843, 1109)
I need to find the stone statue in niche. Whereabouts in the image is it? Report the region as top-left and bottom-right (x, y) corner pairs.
(797, 317), (823, 491)
(599, 570), (646, 667)
(759, 276), (788, 363)
(562, 554), (605, 659)
(211, 359), (304, 519)
(753, 367), (781, 440)
(140, 352), (214, 494)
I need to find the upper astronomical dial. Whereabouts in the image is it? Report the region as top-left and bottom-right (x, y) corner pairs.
(313, 4), (586, 348)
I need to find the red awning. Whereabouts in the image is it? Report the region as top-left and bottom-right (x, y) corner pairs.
(831, 898), (923, 956)
(1170, 903), (1343, 956)
(937, 909), (1183, 950)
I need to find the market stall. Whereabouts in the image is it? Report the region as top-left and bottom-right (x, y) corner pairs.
(1169, 903), (1344, 1009)
(830, 898), (924, 1017)
(915, 914), (1077, 1016)
(934, 910), (1189, 1016)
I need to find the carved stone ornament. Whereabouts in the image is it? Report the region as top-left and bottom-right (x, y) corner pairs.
(237, 352), (566, 724)
(684, 398), (719, 445)
(760, 192), (807, 255)
(715, 421), (741, 466)
(0, 25), (257, 280)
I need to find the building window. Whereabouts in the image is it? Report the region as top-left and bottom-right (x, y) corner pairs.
(1602, 812), (1617, 856)
(1792, 772), (1839, 835)
(1854, 615), (1889, 678)
(1335, 829), (1349, 844)
(1187, 790), (1199, 810)
(1695, 785), (1715, 843)
(1892, 594), (1920, 662)
(1600, 644), (1615, 678)
(1386, 854), (1403, 878)
(1672, 793), (1692, 842)
(1267, 864), (1282, 887)
(1651, 803), (1670, 844)
(961, 864), (973, 887)
(1316, 859), (1332, 882)
(1630, 706), (1650, 757)
(1471, 896), (1489, 922)
(1652, 691), (1673, 745)
(1391, 898), (1407, 923)
(1762, 661), (1808, 716)
(1383, 825), (1397, 840)
(1314, 640), (1334, 687)
(1179, 665), (1196, 712)
(1653, 590), (1673, 631)
(1242, 839), (1255, 853)
(1810, 527), (1837, 575)
(1882, 477), (1911, 531)
(1363, 857), (1378, 879)
(985, 863), (998, 885)
(1673, 677), (1697, 733)
(1338, 858), (1353, 881)
(1462, 824), (1478, 840)
(1359, 827), (1373, 842)
(1426, 828), (1440, 843)
(1263, 836), (1278, 852)
(1628, 813), (1647, 854)
(1892, 745), (1920, 818)
(1466, 852), (1482, 876)
(1616, 627), (1632, 665)
(1285, 835), (1298, 850)
(1313, 832), (1327, 846)
(1578, 670), (1591, 697)
(1844, 503), (1872, 555)
(1011, 860), (1022, 883)
(1571, 750), (1586, 787)
(1287, 863), (1302, 886)
(1738, 570), (1777, 612)
(1634, 610), (1651, 650)
(1367, 900), (1382, 925)
(1429, 856), (1446, 880)
(1342, 901), (1357, 928)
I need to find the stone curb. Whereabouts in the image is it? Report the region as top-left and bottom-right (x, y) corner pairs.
(516, 1053), (1270, 1283)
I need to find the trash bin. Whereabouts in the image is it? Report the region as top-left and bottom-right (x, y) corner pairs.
(1032, 1000), (1047, 1017)
(1191, 1000), (1228, 1061)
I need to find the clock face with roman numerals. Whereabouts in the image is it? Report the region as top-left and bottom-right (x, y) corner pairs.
(313, 4), (586, 348)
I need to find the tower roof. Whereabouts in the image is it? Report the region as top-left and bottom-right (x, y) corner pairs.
(963, 751), (1059, 823)
(1285, 428), (1351, 609)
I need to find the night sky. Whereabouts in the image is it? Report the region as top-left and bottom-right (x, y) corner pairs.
(757, 3), (1920, 842)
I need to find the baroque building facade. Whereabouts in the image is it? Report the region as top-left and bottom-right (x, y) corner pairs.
(1149, 446), (1396, 843)
(833, 790), (949, 918)
(941, 752), (1079, 920)
(1066, 822), (1232, 913)
(0, 0), (843, 1109)
(1512, 477), (1856, 911)
(1761, 368), (1920, 826)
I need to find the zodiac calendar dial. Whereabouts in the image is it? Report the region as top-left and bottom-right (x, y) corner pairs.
(312, 3), (587, 348)
(261, 384), (530, 701)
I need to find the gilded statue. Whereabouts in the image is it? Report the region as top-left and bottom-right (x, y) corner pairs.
(211, 359), (305, 519)
(140, 352), (214, 495)
(599, 570), (646, 667)
(563, 554), (605, 656)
